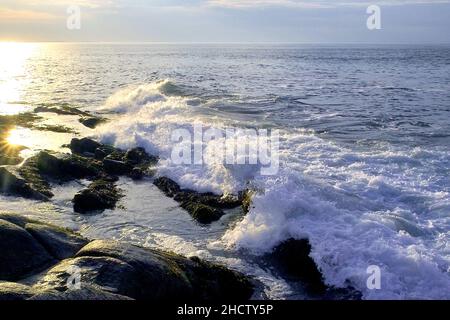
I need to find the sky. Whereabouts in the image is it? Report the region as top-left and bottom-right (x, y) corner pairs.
(0, 0), (449, 43)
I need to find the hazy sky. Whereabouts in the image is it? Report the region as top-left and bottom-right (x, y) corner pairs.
(1, 0), (449, 43)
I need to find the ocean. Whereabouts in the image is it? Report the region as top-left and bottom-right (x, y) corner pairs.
(1, 43), (449, 299)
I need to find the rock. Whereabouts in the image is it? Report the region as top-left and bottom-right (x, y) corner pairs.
(16, 151), (103, 199)
(0, 282), (36, 301)
(73, 179), (123, 213)
(124, 147), (157, 166)
(0, 219), (54, 281)
(181, 202), (224, 224)
(34, 105), (91, 117)
(103, 158), (132, 175)
(0, 213), (88, 281)
(70, 138), (102, 155)
(0, 216), (254, 301)
(0, 167), (49, 200)
(94, 145), (116, 160)
(154, 177), (244, 223)
(33, 151), (101, 180)
(266, 238), (326, 293)
(30, 285), (133, 300)
(79, 117), (106, 129)
(69, 240), (254, 300)
(129, 167), (144, 180)
(153, 177), (181, 197)
(0, 155), (22, 166)
(24, 223), (88, 260)
(240, 190), (254, 214)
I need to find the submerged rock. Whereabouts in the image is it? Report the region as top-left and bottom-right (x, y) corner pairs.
(0, 214), (254, 301)
(73, 179), (123, 213)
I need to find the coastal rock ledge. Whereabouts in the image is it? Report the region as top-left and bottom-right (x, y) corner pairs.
(0, 213), (254, 301)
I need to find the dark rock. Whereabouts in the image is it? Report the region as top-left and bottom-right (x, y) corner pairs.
(154, 177), (244, 223)
(103, 158), (132, 175)
(0, 167), (49, 200)
(129, 167), (144, 180)
(0, 282), (36, 301)
(34, 105), (91, 116)
(0, 219), (54, 281)
(70, 240), (254, 301)
(70, 138), (102, 155)
(33, 151), (101, 180)
(94, 145), (116, 160)
(18, 151), (103, 197)
(0, 155), (22, 166)
(240, 190), (254, 214)
(153, 177), (181, 197)
(79, 117), (106, 129)
(24, 223), (88, 260)
(266, 238), (326, 293)
(0, 213), (88, 272)
(73, 179), (123, 213)
(0, 216), (254, 301)
(30, 285), (133, 300)
(181, 202), (224, 224)
(124, 147), (157, 166)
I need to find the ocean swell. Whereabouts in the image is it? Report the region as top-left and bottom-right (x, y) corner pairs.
(96, 81), (450, 300)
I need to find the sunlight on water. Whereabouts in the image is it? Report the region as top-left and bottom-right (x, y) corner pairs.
(0, 42), (38, 115)
(7, 127), (71, 157)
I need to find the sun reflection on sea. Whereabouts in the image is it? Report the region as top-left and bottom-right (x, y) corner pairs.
(7, 127), (71, 158)
(0, 42), (38, 115)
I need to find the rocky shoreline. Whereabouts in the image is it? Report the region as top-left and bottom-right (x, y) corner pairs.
(0, 213), (254, 300)
(0, 107), (361, 300)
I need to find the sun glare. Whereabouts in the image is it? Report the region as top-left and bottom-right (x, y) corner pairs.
(0, 42), (38, 115)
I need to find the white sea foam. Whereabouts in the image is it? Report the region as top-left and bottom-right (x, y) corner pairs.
(97, 81), (450, 299)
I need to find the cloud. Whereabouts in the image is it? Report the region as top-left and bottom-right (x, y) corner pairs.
(0, 7), (57, 20)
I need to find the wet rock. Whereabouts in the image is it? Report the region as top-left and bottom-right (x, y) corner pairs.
(0, 219), (54, 281)
(24, 222), (88, 260)
(79, 117), (106, 129)
(124, 147), (157, 166)
(240, 190), (255, 214)
(73, 179), (123, 213)
(266, 238), (326, 293)
(0, 167), (49, 200)
(34, 151), (102, 180)
(0, 216), (254, 301)
(34, 105), (91, 117)
(94, 145), (117, 160)
(30, 285), (133, 301)
(0, 155), (22, 166)
(65, 240), (254, 300)
(0, 213), (88, 281)
(153, 177), (181, 197)
(129, 167), (144, 180)
(103, 158), (132, 175)
(70, 138), (102, 156)
(154, 177), (243, 223)
(181, 202), (224, 224)
(0, 282), (36, 301)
